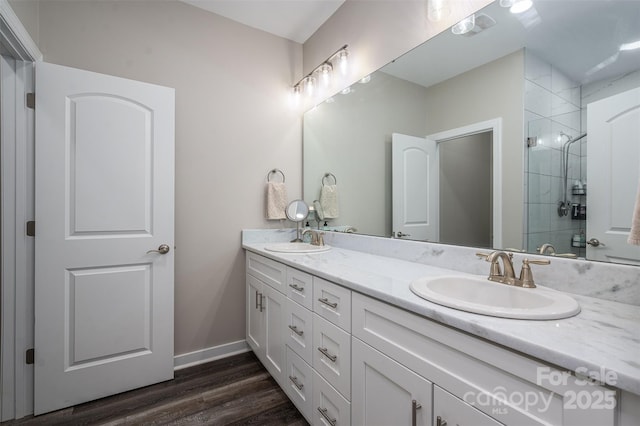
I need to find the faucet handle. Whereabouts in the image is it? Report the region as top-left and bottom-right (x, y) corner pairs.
(519, 258), (550, 288)
(475, 252), (492, 260)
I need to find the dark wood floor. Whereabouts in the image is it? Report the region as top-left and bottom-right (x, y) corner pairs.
(2, 351), (307, 425)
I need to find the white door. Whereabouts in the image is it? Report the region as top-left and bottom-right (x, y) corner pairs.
(587, 87), (640, 265)
(34, 62), (175, 415)
(392, 133), (438, 241)
(352, 338), (432, 426)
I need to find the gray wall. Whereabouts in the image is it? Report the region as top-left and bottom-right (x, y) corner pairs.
(25, 0), (303, 356)
(303, 71), (429, 236)
(440, 132), (492, 247)
(423, 50), (525, 249)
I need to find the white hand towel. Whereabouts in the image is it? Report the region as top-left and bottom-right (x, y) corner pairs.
(628, 178), (640, 245)
(320, 184), (339, 219)
(266, 182), (287, 220)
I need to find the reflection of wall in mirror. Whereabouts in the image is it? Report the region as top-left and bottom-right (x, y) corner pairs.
(303, 71), (429, 236)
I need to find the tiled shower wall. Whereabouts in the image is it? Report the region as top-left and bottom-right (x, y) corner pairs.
(524, 50), (586, 256)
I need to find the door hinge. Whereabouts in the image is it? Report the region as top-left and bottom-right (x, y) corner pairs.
(26, 348), (34, 365)
(26, 92), (35, 109)
(26, 220), (35, 237)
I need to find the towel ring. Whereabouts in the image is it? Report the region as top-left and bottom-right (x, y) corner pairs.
(322, 172), (337, 186)
(267, 168), (285, 183)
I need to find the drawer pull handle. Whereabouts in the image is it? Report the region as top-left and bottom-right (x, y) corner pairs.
(258, 294), (265, 312)
(288, 325), (304, 336)
(317, 407), (337, 426)
(318, 297), (338, 309)
(412, 400), (422, 426)
(317, 347), (337, 362)
(289, 283), (304, 292)
(289, 375), (304, 390)
(436, 415), (447, 426)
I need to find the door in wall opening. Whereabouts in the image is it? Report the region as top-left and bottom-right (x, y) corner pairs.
(34, 62), (175, 415)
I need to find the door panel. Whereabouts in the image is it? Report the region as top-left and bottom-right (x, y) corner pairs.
(34, 62), (175, 415)
(587, 87), (640, 264)
(392, 133), (438, 241)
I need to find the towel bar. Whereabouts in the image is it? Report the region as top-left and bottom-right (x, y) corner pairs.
(267, 168), (285, 183)
(322, 172), (337, 186)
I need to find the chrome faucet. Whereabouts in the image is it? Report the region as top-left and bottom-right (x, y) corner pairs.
(476, 251), (550, 288)
(302, 229), (325, 246)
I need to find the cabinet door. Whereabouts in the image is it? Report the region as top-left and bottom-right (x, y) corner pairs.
(246, 274), (264, 357)
(285, 346), (314, 423)
(314, 370), (351, 426)
(263, 284), (286, 385)
(352, 337), (432, 426)
(313, 314), (351, 400)
(434, 385), (502, 426)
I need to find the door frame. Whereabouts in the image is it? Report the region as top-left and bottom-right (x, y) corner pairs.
(425, 118), (503, 249)
(0, 0), (41, 421)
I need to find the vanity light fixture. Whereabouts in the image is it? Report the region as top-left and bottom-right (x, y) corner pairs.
(291, 44), (349, 100)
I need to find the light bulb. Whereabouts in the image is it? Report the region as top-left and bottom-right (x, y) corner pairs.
(338, 49), (349, 76)
(306, 76), (316, 96)
(359, 75), (371, 84)
(319, 63), (332, 88)
(291, 85), (301, 106)
(427, 0), (451, 22)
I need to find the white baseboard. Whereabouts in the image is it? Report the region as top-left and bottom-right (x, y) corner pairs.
(173, 339), (251, 371)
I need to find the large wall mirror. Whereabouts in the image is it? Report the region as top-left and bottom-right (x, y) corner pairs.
(303, 0), (640, 266)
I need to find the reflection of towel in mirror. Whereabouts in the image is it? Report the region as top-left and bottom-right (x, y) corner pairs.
(320, 184), (339, 219)
(628, 179), (640, 245)
(266, 182), (287, 220)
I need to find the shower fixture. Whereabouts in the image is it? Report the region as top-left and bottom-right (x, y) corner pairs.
(557, 132), (587, 217)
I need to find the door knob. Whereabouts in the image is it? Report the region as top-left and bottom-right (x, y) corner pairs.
(587, 238), (605, 247)
(396, 231), (411, 238)
(147, 244), (170, 254)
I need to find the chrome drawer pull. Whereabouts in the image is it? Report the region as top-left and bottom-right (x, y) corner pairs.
(289, 283), (304, 292)
(317, 347), (337, 362)
(288, 325), (304, 336)
(318, 297), (338, 309)
(317, 407), (337, 426)
(289, 375), (304, 390)
(412, 400), (423, 426)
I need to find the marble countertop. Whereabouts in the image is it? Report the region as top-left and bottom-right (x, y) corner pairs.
(243, 240), (640, 396)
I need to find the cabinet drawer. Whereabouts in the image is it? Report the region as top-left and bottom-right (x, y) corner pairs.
(313, 277), (351, 332)
(287, 267), (313, 310)
(434, 385), (502, 426)
(285, 347), (313, 423)
(246, 252), (286, 293)
(313, 370), (351, 426)
(313, 314), (351, 400)
(284, 298), (313, 364)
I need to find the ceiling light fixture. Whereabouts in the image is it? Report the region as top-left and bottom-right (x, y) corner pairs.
(620, 39), (640, 51)
(509, 0), (533, 14)
(451, 14), (475, 35)
(292, 45), (349, 100)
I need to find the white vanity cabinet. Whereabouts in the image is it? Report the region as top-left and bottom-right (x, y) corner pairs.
(246, 252), (352, 425)
(352, 292), (617, 426)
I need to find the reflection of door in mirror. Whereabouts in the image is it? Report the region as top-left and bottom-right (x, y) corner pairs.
(391, 131), (492, 248)
(587, 87), (640, 266)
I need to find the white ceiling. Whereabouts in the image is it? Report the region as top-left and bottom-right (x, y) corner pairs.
(181, 0), (345, 43)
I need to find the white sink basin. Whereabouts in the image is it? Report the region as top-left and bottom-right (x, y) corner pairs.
(264, 242), (331, 254)
(410, 275), (580, 320)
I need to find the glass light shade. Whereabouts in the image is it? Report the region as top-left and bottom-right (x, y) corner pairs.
(338, 50), (349, 75)
(499, 0), (515, 7)
(427, 0), (451, 22)
(319, 63), (332, 87)
(305, 76), (316, 96)
(451, 14), (475, 35)
(360, 75), (371, 84)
